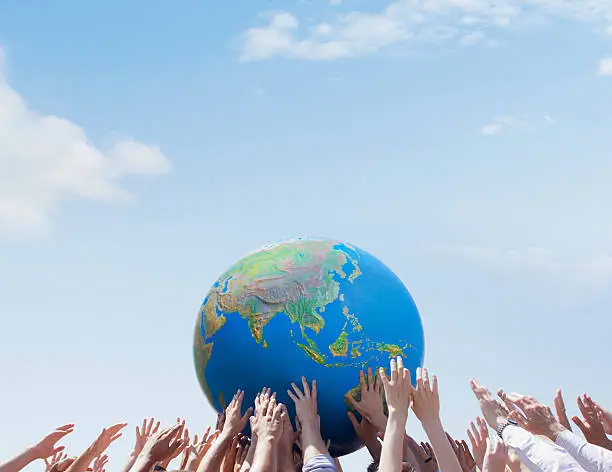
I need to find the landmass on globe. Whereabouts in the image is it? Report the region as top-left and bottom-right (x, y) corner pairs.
(195, 240), (416, 377)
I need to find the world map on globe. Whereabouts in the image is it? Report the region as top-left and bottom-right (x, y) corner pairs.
(193, 238), (425, 457)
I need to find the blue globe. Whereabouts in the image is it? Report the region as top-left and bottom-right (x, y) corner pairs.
(193, 238), (424, 457)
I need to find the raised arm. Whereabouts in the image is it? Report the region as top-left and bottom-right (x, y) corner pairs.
(119, 418), (160, 472)
(65, 424), (126, 472)
(249, 394), (283, 472)
(287, 376), (331, 467)
(412, 368), (461, 472)
(378, 356), (412, 472)
(197, 390), (253, 472)
(0, 425), (74, 472)
(346, 368), (388, 433)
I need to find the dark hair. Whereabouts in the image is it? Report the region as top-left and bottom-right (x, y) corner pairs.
(367, 461), (379, 472)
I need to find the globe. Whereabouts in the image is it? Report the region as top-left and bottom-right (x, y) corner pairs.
(193, 238), (425, 457)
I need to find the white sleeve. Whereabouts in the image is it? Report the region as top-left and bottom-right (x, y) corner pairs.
(555, 430), (612, 472)
(502, 425), (587, 472)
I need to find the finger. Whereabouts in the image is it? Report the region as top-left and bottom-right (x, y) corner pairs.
(467, 428), (476, 449)
(301, 377), (311, 397)
(367, 367), (374, 391)
(554, 389), (572, 430)
(347, 411), (360, 431)
(417, 368), (424, 391)
(422, 368), (430, 391)
(390, 358), (398, 383)
(312, 380), (318, 411)
(287, 390), (298, 403)
(379, 367), (389, 386)
(359, 370), (367, 392)
(291, 382), (304, 398)
(572, 416), (588, 435)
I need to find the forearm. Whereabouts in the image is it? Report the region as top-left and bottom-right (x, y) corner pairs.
(0, 448), (39, 472)
(422, 419), (462, 472)
(365, 437), (383, 462)
(502, 426), (584, 472)
(250, 439), (277, 472)
(127, 454), (157, 472)
(379, 411), (407, 472)
(554, 430), (612, 472)
(197, 432), (233, 472)
(240, 438), (257, 472)
(120, 453), (139, 472)
(301, 423), (328, 463)
(65, 444), (97, 472)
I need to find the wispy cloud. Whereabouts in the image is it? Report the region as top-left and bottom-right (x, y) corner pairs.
(240, 0), (612, 61)
(0, 46), (171, 235)
(479, 114), (555, 136)
(598, 58), (612, 76)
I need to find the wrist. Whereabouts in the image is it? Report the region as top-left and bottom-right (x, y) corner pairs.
(546, 422), (567, 441)
(421, 417), (443, 432)
(24, 447), (42, 462)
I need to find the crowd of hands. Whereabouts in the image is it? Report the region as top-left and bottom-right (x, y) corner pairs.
(1, 357), (611, 472)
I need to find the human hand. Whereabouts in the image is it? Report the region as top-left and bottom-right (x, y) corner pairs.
(554, 390), (572, 431)
(233, 441), (249, 472)
(181, 427), (212, 470)
(347, 412), (381, 460)
(223, 391), (253, 438)
(279, 404), (296, 455)
(574, 395), (612, 449)
(380, 357), (412, 418)
(411, 367), (438, 425)
(160, 419), (188, 468)
(134, 418), (161, 457)
(497, 391), (565, 441)
(345, 368), (387, 431)
(288, 377), (319, 426)
(184, 429), (219, 472)
(404, 436), (437, 472)
(482, 438), (507, 472)
(140, 423), (187, 464)
(451, 437), (476, 472)
(221, 436), (241, 472)
(91, 455), (108, 472)
(32, 425), (75, 460)
(591, 398), (612, 435)
(467, 417), (488, 468)
(249, 394), (283, 443)
(469, 379), (507, 429)
(45, 451), (71, 472)
(91, 424), (128, 457)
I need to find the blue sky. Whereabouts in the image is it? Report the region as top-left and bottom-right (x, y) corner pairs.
(1, 0), (611, 469)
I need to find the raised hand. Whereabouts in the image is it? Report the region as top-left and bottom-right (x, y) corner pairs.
(448, 436), (476, 472)
(497, 391), (565, 441)
(554, 390), (572, 431)
(347, 413), (382, 462)
(185, 430), (219, 472)
(249, 396), (284, 472)
(221, 436), (241, 472)
(466, 417), (488, 468)
(91, 455), (108, 472)
(45, 452), (68, 472)
(591, 398), (612, 435)
(378, 357), (412, 472)
(160, 419), (188, 468)
(411, 367), (437, 424)
(574, 395), (612, 450)
(223, 391), (253, 438)
(139, 423), (186, 466)
(278, 404), (297, 472)
(119, 418), (160, 472)
(33, 425), (75, 460)
(91, 424), (128, 457)
(469, 379), (508, 429)
(404, 436), (437, 472)
(345, 368), (387, 431)
(234, 441), (250, 472)
(181, 427), (214, 471)
(288, 377), (327, 463)
(482, 439), (507, 472)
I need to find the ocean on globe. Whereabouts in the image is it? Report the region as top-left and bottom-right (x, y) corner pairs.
(193, 238), (425, 457)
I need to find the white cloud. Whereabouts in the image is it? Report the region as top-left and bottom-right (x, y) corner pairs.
(479, 114), (554, 136)
(0, 47), (171, 235)
(598, 57), (612, 75)
(240, 0), (612, 61)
